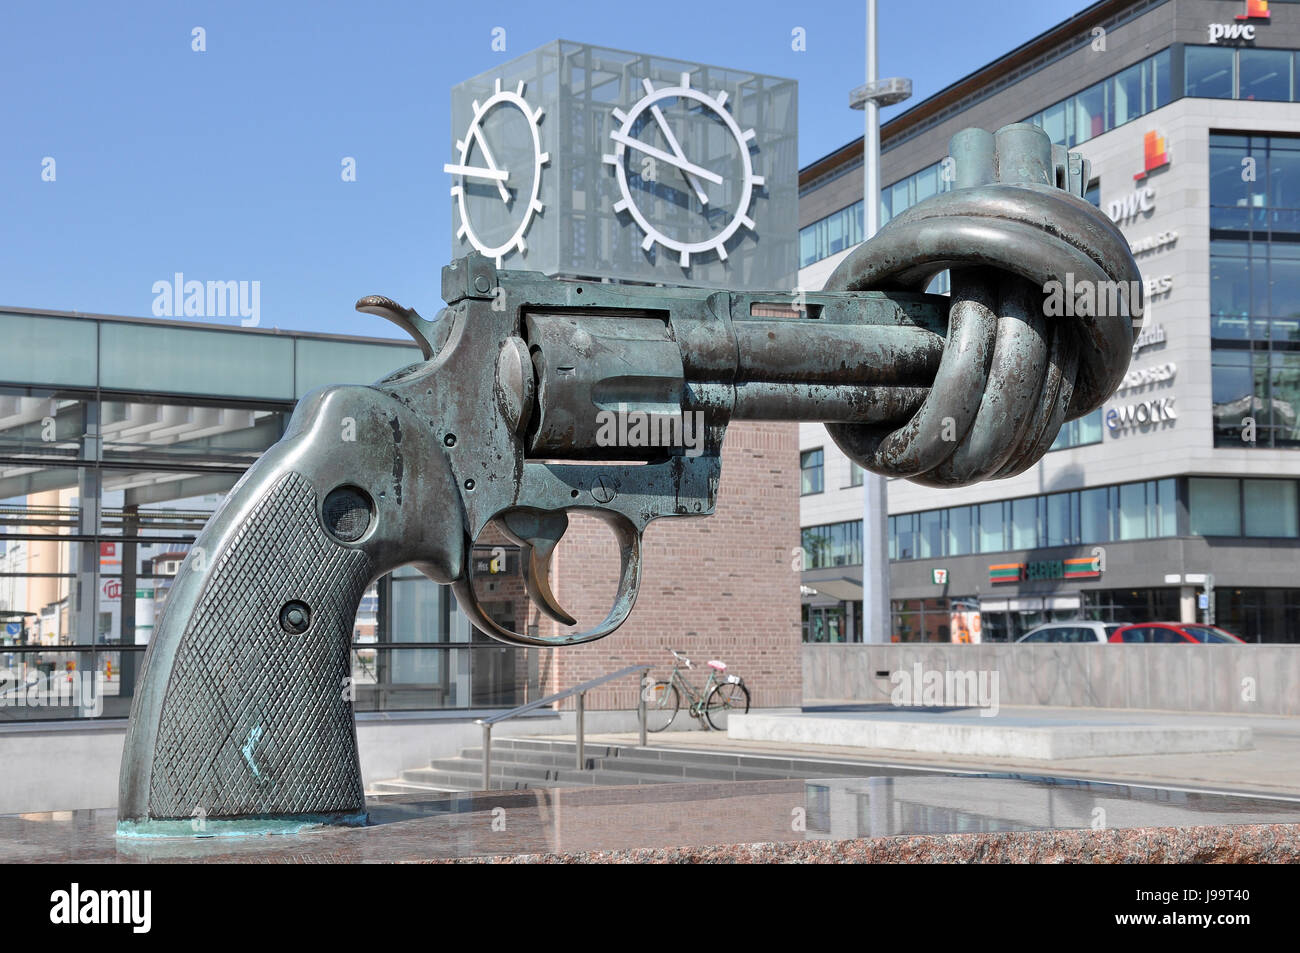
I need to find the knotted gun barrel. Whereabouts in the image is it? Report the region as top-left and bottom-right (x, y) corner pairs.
(117, 123), (1139, 835)
(824, 123), (1140, 485)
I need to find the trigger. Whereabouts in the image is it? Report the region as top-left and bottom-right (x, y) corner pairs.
(500, 509), (578, 627)
(519, 542), (578, 627)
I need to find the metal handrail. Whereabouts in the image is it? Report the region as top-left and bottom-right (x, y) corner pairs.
(473, 663), (651, 792)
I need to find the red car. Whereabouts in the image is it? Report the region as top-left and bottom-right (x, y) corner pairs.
(1109, 622), (1247, 644)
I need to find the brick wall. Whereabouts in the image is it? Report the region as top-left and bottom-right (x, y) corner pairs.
(523, 421), (802, 710)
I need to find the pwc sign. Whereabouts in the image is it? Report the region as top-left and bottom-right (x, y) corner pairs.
(1210, 0), (1270, 43)
(1134, 130), (1169, 181)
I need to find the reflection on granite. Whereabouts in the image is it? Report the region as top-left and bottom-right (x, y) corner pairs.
(5, 776), (1300, 863)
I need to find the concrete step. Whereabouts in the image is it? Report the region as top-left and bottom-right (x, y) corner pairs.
(406, 761), (679, 788)
(368, 779), (463, 795)
(392, 735), (951, 794)
(491, 738), (921, 777)
(407, 767), (670, 792)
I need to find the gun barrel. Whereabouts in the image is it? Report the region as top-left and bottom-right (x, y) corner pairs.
(524, 291), (948, 459)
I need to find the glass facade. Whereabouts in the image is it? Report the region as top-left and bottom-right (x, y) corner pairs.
(802, 519), (863, 569)
(1024, 49), (1171, 147)
(0, 311), (536, 721)
(1210, 133), (1300, 447)
(890, 478), (1178, 560)
(797, 476), (1300, 564)
(799, 201), (865, 269)
(1047, 409), (1103, 452)
(1186, 45), (1300, 102)
(1188, 477), (1300, 538)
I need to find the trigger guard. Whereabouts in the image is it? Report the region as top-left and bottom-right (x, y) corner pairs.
(454, 512), (643, 647)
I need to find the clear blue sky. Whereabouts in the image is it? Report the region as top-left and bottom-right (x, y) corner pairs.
(0, 0), (1093, 339)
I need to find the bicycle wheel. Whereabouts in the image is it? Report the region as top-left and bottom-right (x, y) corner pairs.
(704, 680), (750, 731)
(645, 681), (680, 733)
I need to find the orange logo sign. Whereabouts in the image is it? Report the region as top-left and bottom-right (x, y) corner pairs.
(1237, 0), (1270, 20)
(1134, 130), (1169, 181)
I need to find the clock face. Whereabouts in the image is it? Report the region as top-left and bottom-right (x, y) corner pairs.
(603, 74), (764, 268)
(444, 78), (548, 267)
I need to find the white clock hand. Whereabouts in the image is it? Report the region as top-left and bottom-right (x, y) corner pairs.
(648, 103), (709, 205)
(609, 131), (723, 186)
(470, 124), (511, 203)
(443, 163), (510, 182)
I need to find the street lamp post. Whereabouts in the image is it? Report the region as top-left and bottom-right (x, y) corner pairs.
(849, 0), (910, 644)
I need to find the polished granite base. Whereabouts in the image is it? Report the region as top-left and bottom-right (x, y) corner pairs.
(7, 775), (1300, 863)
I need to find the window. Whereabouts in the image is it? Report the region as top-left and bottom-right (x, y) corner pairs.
(1010, 497), (1038, 550)
(896, 513), (918, 560)
(1189, 477), (1241, 536)
(1117, 482), (1148, 541)
(1073, 82), (1106, 146)
(1239, 48), (1292, 102)
(918, 510), (943, 558)
(1045, 492), (1075, 546)
(802, 520), (863, 569)
(977, 502), (1004, 554)
(1152, 478), (1178, 537)
(1182, 625), (1236, 644)
(797, 200), (864, 268)
(946, 505), (973, 556)
(1111, 62), (1146, 127)
(1079, 487), (1111, 543)
(1243, 478), (1299, 537)
(1049, 409), (1103, 451)
(848, 462), (864, 486)
(1186, 46), (1235, 99)
(800, 448), (824, 495)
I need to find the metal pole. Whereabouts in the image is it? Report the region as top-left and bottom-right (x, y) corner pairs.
(575, 692), (585, 769)
(638, 673), (648, 748)
(481, 722), (492, 791)
(861, 0), (892, 645)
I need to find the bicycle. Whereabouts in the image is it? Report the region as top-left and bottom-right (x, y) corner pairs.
(644, 649), (750, 732)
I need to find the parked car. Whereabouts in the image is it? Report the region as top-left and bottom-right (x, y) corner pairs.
(1108, 622), (1247, 644)
(1016, 622), (1121, 643)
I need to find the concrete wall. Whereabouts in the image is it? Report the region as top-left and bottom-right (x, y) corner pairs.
(804, 643), (1300, 716)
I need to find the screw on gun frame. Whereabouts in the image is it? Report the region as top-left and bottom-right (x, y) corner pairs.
(278, 601), (312, 634)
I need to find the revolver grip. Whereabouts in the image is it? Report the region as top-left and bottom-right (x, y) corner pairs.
(118, 385), (463, 835)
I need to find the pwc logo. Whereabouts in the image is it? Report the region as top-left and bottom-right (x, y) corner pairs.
(1134, 130), (1169, 181)
(1210, 0), (1270, 43)
(1236, 0), (1270, 20)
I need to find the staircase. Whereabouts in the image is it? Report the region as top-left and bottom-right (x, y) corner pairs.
(370, 736), (940, 794)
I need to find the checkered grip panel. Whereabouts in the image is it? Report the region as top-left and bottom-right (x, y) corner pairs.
(148, 471), (372, 819)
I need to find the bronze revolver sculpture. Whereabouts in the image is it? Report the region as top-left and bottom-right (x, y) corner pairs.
(117, 123), (1141, 835)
